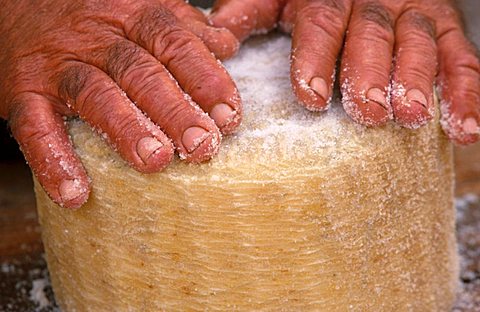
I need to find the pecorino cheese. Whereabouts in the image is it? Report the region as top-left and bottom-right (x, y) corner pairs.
(35, 35), (458, 311)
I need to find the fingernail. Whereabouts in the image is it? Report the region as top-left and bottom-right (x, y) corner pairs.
(367, 88), (388, 109)
(182, 127), (211, 153)
(310, 77), (329, 100)
(137, 137), (163, 163)
(59, 179), (84, 203)
(406, 89), (428, 109)
(463, 117), (479, 134)
(210, 103), (236, 128)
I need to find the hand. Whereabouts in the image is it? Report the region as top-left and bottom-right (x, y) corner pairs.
(0, 0), (242, 208)
(210, 0), (480, 144)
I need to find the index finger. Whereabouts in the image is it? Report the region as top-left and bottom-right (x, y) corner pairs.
(160, 0), (240, 60)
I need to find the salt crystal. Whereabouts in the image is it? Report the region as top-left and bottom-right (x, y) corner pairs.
(29, 278), (50, 310)
(1, 262), (14, 273)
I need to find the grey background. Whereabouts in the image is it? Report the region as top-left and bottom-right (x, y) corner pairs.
(459, 0), (480, 49)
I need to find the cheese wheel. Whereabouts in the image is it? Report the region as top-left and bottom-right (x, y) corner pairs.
(35, 35), (458, 311)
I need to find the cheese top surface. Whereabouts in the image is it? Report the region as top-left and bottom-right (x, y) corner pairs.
(69, 34), (438, 181)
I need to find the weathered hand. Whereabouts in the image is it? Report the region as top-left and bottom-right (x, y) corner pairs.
(0, 0), (242, 208)
(210, 0), (480, 144)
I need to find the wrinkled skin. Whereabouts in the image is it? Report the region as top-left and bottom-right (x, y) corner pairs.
(0, 0), (242, 208)
(1, 0), (479, 210)
(211, 0), (480, 143)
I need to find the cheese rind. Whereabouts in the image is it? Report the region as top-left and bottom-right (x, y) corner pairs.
(35, 35), (457, 311)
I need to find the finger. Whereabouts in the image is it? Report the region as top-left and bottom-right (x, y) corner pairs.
(124, 7), (242, 135)
(188, 21), (240, 61)
(288, 0), (352, 111)
(437, 25), (480, 144)
(340, 1), (395, 126)
(159, 0), (239, 60)
(209, 0), (283, 42)
(391, 11), (437, 129)
(9, 92), (90, 209)
(53, 62), (175, 171)
(100, 40), (222, 162)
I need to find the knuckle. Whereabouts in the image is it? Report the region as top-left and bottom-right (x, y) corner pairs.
(18, 123), (51, 147)
(8, 96), (29, 131)
(160, 29), (199, 64)
(305, 0), (347, 13)
(400, 10), (436, 39)
(358, 2), (394, 31)
(456, 57), (480, 79)
(127, 6), (179, 48)
(452, 49), (480, 75)
(10, 106), (50, 146)
(56, 64), (94, 101)
(8, 92), (52, 131)
(465, 49), (480, 72)
(142, 6), (177, 28)
(57, 64), (118, 117)
(300, 2), (346, 37)
(162, 0), (202, 21)
(105, 41), (145, 81)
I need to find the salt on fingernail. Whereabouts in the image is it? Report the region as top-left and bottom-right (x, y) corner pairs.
(462, 117), (479, 135)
